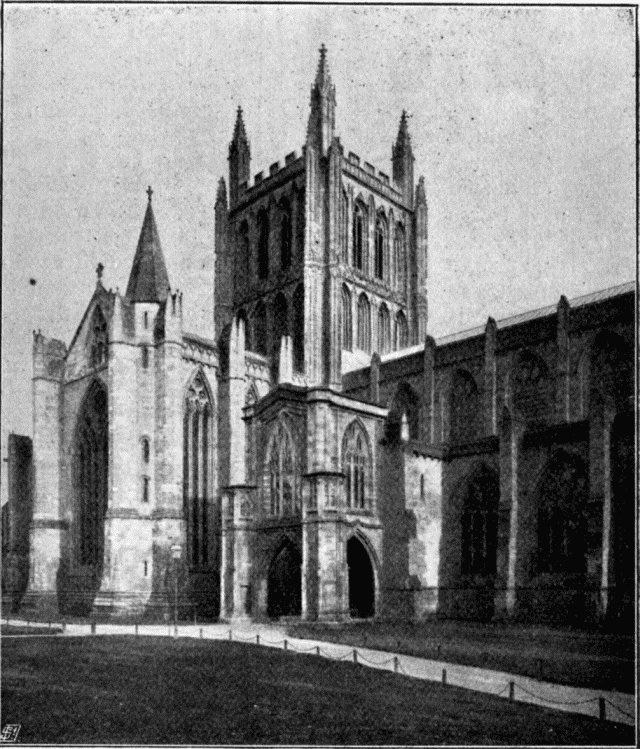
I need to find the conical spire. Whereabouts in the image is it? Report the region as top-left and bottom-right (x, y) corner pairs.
(216, 177), (227, 207)
(125, 187), (170, 303)
(231, 106), (248, 148)
(395, 110), (412, 151)
(314, 44), (333, 93)
(307, 44), (336, 154)
(415, 176), (427, 206)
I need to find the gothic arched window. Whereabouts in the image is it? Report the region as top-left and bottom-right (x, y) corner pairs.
(238, 220), (250, 286)
(378, 304), (390, 354)
(257, 209), (269, 280)
(266, 422), (300, 517)
(292, 285), (304, 373)
(280, 200), (292, 271)
(395, 311), (408, 350)
(89, 306), (108, 369)
(537, 453), (588, 575)
(75, 380), (108, 567)
(141, 437), (150, 464)
(342, 421), (371, 510)
(352, 203), (365, 271)
(183, 372), (214, 569)
(460, 465), (499, 577)
(341, 284), (352, 351)
(395, 224), (406, 292)
(450, 369), (481, 443)
(357, 294), (371, 353)
(254, 302), (267, 356)
(374, 216), (387, 280)
(341, 190), (349, 263)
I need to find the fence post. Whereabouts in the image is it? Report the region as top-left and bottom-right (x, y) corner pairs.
(353, 649), (358, 664)
(509, 682), (515, 702)
(316, 645), (320, 656)
(91, 621), (96, 635)
(135, 623), (139, 636)
(199, 628), (203, 639)
(284, 639), (288, 652)
(442, 668), (447, 685)
(599, 697), (606, 721)
(173, 624), (178, 638)
(256, 634), (260, 646)
(394, 656), (399, 674)
(229, 629), (232, 641)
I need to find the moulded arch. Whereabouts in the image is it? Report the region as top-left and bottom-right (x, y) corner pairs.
(183, 366), (216, 410)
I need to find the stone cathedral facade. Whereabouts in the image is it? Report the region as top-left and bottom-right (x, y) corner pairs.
(3, 49), (635, 629)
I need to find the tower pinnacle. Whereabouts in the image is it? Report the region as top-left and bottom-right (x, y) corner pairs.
(307, 44), (336, 155)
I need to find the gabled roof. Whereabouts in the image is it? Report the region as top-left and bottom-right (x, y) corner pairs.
(125, 189), (170, 303)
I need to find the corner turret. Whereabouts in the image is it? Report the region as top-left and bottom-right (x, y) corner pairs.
(392, 110), (415, 206)
(228, 107), (251, 208)
(306, 45), (336, 156)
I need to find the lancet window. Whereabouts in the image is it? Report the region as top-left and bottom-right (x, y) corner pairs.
(395, 224), (406, 292)
(341, 284), (352, 351)
(395, 311), (408, 350)
(374, 216), (387, 280)
(352, 203), (365, 271)
(183, 372), (213, 569)
(357, 294), (371, 353)
(378, 304), (390, 354)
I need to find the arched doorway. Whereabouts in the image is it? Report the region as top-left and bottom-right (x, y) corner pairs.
(74, 380), (108, 609)
(347, 536), (375, 618)
(267, 541), (301, 618)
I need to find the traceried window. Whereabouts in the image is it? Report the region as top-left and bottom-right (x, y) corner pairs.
(374, 216), (387, 280)
(183, 372), (214, 569)
(352, 203), (365, 271)
(461, 465), (499, 576)
(292, 285), (304, 373)
(395, 224), (406, 292)
(378, 304), (390, 354)
(257, 209), (269, 280)
(89, 306), (108, 369)
(341, 190), (349, 263)
(357, 294), (371, 353)
(395, 311), (408, 350)
(266, 422), (300, 517)
(254, 301), (267, 356)
(341, 285), (352, 351)
(342, 421), (371, 510)
(280, 200), (292, 271)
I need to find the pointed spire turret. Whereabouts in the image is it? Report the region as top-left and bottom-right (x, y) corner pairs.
(228, 106), (251, 208)
(216, 177), (227, 208)
(307, 44), (336, 155)
(125, 187), (170, 303)
(392, 110), (415, 206)
(415, 175), (426, 206)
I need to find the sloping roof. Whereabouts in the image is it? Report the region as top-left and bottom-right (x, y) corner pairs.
(125, 195), (170, 303)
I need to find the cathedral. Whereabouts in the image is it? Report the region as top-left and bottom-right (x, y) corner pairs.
(3, 48), (635, 629)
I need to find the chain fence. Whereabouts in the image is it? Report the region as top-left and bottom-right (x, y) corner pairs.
(3, 616), (634, 725)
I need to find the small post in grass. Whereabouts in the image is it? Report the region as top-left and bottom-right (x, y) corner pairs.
(229, 629), (233, 641)
(256, 634), (260, 646)
(442, 668), (447, 685)
(91, 621), (96, 635)
(316, 645), (320, 656)
(199, 628), (203, 639)
(353, 649), (358, 664)
(599, 697), (606, 721)
(135, 623), (139, 636)
(394, 656), (399, 673)
(509, 681), (515, 701)
(284, 639), (288, 651)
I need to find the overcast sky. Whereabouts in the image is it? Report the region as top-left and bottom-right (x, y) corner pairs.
(1, 5), (635, 499)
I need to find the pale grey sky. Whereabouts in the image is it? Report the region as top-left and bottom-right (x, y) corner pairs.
(1, 5), (635, 495)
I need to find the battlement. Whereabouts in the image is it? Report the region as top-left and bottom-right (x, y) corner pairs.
(234, 150), (304, 209)
(344, 151), (405, 207)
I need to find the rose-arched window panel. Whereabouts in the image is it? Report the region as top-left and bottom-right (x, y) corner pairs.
(183, 372), (214, 569)
(266, 422), (300, 517)
(342, 421), (371, 510)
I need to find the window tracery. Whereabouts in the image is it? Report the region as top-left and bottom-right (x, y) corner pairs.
(357, 294), (371, 353)
(266, 422), (300, 517)
(342, 421), (371, 510)
(183, 372), (213, 569)
(89, 306), (108, 369)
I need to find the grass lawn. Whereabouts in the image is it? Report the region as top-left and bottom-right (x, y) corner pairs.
(290, 619), (635, 693)
(1, 636), (634, 745)
(1, 625), (62, 636)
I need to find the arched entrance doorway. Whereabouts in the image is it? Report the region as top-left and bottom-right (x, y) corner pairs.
(347, 536), (375, 618)
(73, 380), (108, 610)
(267, 541), (301, 618)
